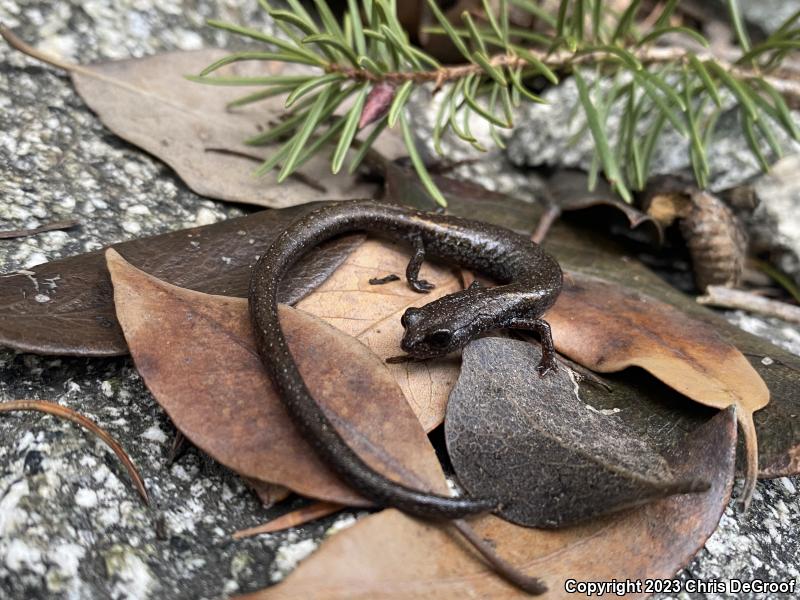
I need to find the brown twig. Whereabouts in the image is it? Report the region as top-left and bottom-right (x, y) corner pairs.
(326, 46), (800, 103)
(0, 400), (149, 504)
(232, 501), (344, 539)
(698, 285), (800, 325)
(530, 205), (562, 245)
(166, 430), (188, 466)
(451, 519), (547, 595)
(0, 219), (80, 240)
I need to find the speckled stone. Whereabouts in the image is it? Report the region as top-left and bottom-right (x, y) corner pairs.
(1, 1), (799, 599)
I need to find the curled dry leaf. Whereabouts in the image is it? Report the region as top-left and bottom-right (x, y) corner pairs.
(0, 399), (149, 504)
(106, 249), (448, 505)
(241, 408), (737, 600)
(446, 338), (709, 528)
(0, 203), (363, 356)
(546, 273), (769, 506)
(295, 238), (464, 432)
(246, 479), (291, 508)
(547, 170), (662, 239)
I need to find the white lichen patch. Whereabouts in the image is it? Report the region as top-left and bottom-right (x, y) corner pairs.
(104, 546), (156, 600)
(324, 513), (359, 537)
(141, 424), (168, 444)
(269, 538), (318, 583)
(5, 538), (45, 574)
(74, 488), (98, 509)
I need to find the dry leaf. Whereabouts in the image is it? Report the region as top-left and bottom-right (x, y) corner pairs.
(69, 48), (376, 207)
(233, 501), (343, 539)
(295, 238), (464, 432)
(107, 249), (448, 505)
(246, 479), (291, 508)
(242, 408), (736, 599)
(546, 273), (769, 505)
(446, 338), (708, 527)
(0, 203), (362, 356)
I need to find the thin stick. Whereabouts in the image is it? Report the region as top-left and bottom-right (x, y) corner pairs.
(451, 519), (547, 595)
(0, 219), (80, 240)
(531, 205), (562, 244)
(737, 410), (758, 511)
(232, 501), (343, 539)
(0, 400), (149, 505)
(326, 46), (800, 103)
(698, 285), (800, 325)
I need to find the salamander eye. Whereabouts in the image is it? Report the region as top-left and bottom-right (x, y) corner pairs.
(401, 307), (421, 328)
(426, 330), (452, 348)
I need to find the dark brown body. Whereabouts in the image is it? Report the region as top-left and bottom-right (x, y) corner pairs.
(249, 200), (563, 519)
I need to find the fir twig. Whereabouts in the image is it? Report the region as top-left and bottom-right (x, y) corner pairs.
(193, 0), (800, 206)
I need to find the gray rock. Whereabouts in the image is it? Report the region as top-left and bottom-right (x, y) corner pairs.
(713, 0), (800, 38)
(745, 155), (800, 286)
(0, 0), (799, 598)
(405, 87), (548, 203)
(504, 72), (800, 193)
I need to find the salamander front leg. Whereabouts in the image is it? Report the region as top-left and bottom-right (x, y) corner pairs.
(508, 317), (558, 376)
(406, 236), (435, 293)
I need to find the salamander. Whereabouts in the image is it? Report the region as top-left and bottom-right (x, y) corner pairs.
(248, 199), (563, 520)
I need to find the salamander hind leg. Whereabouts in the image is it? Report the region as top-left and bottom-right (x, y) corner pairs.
(508, 317), (558, 376)
(406, 236), (435, 293)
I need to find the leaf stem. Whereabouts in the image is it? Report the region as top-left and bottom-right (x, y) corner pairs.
(451, 519), (547, 595)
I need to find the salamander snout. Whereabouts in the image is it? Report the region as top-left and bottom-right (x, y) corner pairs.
(399, 305), (471, 359)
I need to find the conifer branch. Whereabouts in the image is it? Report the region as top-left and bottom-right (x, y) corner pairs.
(197, 0), (800, 206)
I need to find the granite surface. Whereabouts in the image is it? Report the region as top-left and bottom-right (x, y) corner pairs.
(0, 1), (798, 599)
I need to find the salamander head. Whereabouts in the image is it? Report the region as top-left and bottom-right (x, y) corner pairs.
(400, 290), (486, 359)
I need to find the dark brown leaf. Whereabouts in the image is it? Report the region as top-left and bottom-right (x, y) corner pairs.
(242, 408), (736, 599)
(547, 272), (769, 505)
(0, 203), (363, 356)
(446, 337), (708, 527)
(107, 249), (448, 505)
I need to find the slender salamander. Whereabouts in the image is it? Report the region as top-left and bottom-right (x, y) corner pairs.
(249, 200), (563, 520)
